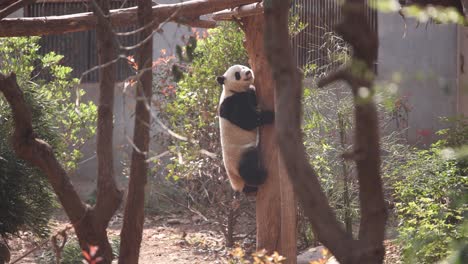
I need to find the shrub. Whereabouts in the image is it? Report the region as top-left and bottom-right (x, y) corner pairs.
(391, 121), (467, 263)
(300, 32), (411, 243)
(0, 37), (96, 238)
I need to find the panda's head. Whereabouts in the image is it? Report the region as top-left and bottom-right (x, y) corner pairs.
(216, 65), (254, 92)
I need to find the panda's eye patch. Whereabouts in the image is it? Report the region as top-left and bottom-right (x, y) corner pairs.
(235, 72), (241, 80)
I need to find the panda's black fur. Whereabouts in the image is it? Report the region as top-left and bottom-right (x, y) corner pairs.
(217, 65), (274, 194)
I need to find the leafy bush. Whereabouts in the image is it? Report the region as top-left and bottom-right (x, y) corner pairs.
(391, 122), (467, 263)
(0, 37), (97, 238)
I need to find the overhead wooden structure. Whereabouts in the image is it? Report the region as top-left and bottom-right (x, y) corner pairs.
(0, 0), (258, 36)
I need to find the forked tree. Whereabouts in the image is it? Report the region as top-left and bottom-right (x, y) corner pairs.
(264, 0), (386, 263)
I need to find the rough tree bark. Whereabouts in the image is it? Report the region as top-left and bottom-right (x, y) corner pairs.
(241, 14), (297, 263)
(118, 0), (154, 262)
(264, 0), (386, 263)
(0, 0), (259, 37)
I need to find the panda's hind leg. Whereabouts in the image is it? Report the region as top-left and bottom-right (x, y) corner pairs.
(238, 147), (267, 187)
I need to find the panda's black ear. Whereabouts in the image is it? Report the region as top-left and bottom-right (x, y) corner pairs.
(216, 76), (225, 85)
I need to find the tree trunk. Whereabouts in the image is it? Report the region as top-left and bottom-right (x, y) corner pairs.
(241, 14), (297, 263)
(118, 0), (154, 262)
(241, 14), (281, 253)
(89, 0), (123, 261)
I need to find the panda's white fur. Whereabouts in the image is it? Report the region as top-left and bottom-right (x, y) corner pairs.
(216, 65), (273, 193)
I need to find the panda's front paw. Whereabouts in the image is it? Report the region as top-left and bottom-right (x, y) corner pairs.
(259, 110), (275, 125)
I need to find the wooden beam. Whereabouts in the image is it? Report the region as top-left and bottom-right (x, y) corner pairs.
(213, 1), (263, 21)
(174, 16), (217, 28)
(0, 0), (258, 37)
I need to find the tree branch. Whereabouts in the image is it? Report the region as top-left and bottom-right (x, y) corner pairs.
(265, 0), (386, 263)
(118, 0), (154, 262)
(317, 0), (387, 262)
(174, 16), (217, 28)
(0, 0), (258, 37)
(92, 0), (123, 232)
(0, 0), (35, 20)
(0, 73), (87, 227)
(323, 0), (387, 257)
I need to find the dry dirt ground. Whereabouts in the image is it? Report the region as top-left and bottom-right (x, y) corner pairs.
(8, 211), (251, 264)
(7, 212), (401, 264)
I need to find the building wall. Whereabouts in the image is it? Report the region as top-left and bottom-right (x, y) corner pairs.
(378, 12), (459, 145)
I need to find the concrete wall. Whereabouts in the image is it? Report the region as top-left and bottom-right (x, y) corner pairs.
(73, 82), (169, 198)
(378, 12), (459, 145)
(73, 83), (130, 197)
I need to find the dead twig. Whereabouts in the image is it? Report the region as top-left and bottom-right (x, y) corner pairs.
(10, 225), (73, 264)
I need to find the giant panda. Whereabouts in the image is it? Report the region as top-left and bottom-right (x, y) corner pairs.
(216, 65), (274, 194)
